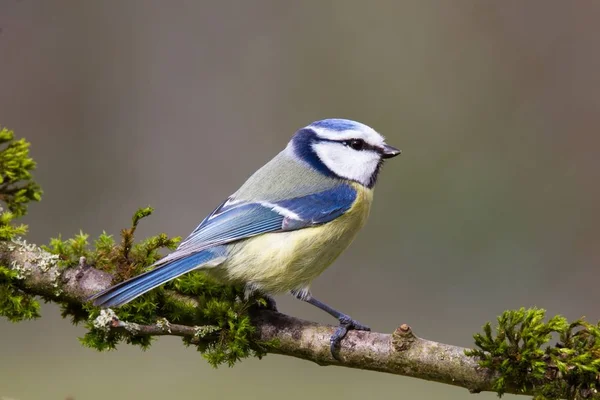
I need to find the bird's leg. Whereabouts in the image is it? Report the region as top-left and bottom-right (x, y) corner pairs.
(291, 289), (370, 359)
(305, 296), (371, 355)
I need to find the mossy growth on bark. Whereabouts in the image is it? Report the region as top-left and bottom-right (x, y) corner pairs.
(0, 125), (43, 321)
(43, 207), (275, 367)
(467, 307), (600, 400)
(0, 125), (273, 367)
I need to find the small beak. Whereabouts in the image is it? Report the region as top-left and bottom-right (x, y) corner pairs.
(380, 144), (401, 159)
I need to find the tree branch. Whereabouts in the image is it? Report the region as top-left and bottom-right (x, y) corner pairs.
(0, 239), (550, 398)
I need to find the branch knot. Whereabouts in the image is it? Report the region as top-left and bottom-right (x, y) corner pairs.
(392, 323), (417, 352)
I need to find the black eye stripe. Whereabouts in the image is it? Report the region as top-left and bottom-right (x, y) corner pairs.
(342, 139), (377, 152)
(316, 137), (381, 152)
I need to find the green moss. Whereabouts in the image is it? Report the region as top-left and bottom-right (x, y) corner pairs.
(0, 126), (42, 219)
(43, 206), (180, 277)
(0, 211), (28, 241)
(0, 126), (43, 321)
(467, 308), (600, 399)
(0, 125), (42, 241)
(44, 207), (273, 367)
(0, 265), (41, 321)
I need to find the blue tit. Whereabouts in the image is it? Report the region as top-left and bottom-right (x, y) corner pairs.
(89, 118), (401, 356)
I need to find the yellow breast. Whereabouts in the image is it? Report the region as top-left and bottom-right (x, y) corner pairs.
(217, 183), (374, 294)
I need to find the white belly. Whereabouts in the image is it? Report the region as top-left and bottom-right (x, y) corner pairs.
(211, 184), (373, 294)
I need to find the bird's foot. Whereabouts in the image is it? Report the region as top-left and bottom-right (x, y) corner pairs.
(330, 314), (370, 360)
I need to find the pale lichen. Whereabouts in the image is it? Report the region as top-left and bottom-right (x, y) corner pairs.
(10, 259), (30, 280)
(93, 308), (118, 332)
(122, 321), (141, 334)
(157, 317), (172, 333)
(12, 237), (37, 253)
(194, 325), (221, 338)
(36, 251), (59, 273)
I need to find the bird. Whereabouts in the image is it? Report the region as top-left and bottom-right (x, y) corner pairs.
(89, 118), (401, 357)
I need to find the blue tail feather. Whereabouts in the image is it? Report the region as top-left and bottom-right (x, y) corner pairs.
(89, 249), (223, 308)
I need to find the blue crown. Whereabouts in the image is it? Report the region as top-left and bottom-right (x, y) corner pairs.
(308, 118), (370, 133)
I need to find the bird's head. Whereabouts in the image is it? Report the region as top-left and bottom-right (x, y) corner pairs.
(288, 118), (401, 188)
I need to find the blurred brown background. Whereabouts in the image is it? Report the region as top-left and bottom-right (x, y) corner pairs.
(1, 1), (599, 399)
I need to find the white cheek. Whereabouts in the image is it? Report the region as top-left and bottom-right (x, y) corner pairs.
(312, 142), (380, 186)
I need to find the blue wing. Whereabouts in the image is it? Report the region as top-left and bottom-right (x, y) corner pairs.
(89, 183), (357, 308)
(175, 183), (357, 255)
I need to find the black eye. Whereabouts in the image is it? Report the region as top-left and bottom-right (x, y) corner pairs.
(345, 139), (365, 150)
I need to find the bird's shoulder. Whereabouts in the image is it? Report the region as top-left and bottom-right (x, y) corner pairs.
(176, 182), (359, 255)
(232, 148), (342, 202)
(173, 149), (370, 255)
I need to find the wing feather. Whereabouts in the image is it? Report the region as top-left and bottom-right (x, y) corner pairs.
(173, 183), (357, 258)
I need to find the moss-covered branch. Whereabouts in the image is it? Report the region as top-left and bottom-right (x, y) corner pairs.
(2, 239), (600, 399)
(0, 238), (491, 387)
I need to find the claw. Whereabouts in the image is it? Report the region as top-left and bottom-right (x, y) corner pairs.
(329, 315), (371, 360)
(295, 294), (371, 360)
